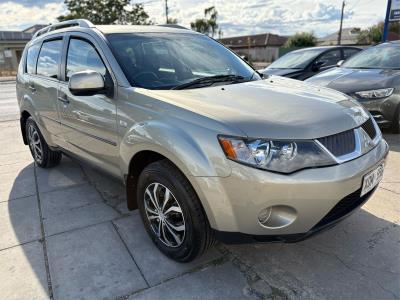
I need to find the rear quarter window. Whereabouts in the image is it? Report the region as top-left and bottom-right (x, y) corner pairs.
(26, 43), (40, 74)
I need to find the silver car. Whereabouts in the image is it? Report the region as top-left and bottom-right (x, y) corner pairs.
(16, 20), (388, 262)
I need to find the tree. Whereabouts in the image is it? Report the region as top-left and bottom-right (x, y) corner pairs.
(284, 32), (317, 48)
(167, 18), (178, 24)
(190, 6), (220, 37)
(58, 0), (152, 25)
(357, 21), (400, 44)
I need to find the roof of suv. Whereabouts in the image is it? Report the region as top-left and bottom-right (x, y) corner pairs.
(95, 25), (193, 34)
(32, 19), (195, 41)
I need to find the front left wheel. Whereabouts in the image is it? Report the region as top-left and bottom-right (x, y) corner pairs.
(26, 117), (62, 168)
(137, 159), (215, 262)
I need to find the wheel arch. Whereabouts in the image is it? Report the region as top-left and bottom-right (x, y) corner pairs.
(125, 149), (217, 228)
(20, 110), (32, 145)
(126, 149), (195, 210)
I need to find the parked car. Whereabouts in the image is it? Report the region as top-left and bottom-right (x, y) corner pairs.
(307, 41), (400, 133)
(17, 20), (388, 262)
(260, 46), (361, 80)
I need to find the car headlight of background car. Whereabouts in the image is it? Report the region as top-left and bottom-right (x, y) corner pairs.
(355, 88), (394, 99)
(218, 136), (336, 174)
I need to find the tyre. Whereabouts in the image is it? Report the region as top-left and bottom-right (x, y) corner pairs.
(26, 117), (62, 168)
(137, 159), (214, 262)
(391, 105), (400, 134)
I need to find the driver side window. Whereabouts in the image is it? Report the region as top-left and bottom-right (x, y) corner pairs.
(66, 38), (106, 81)
(315, 50), (341, 67)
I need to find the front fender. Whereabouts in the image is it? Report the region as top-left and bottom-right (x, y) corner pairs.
(119, 120), (232, 178)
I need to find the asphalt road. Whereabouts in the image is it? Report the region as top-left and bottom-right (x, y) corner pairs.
(0, 82), (19, 122)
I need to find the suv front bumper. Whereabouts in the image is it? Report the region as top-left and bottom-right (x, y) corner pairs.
(192, 138), (389, 239)
(356, 94), (400, 127)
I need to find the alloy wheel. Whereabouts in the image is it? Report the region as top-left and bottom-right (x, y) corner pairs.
(28, 124), (43, 164)
(144, 183), (186, 247)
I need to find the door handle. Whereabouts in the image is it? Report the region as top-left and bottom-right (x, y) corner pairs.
(58, 96), (70, 104)
(28, 84), (36, 92)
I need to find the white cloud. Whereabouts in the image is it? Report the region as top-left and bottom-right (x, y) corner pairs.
(0, 0), (387, 38)
(144, 0), (387, 37)
(0, 1), (66, 31)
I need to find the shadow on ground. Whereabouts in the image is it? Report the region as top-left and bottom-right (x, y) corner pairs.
(3, 131), (399, 299)
(4, 158), (258, 299)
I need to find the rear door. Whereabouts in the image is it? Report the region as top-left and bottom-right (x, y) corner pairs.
(30, 36), (64, 138)
(57, 32), (119, 175)
(19, 42), (40, 108)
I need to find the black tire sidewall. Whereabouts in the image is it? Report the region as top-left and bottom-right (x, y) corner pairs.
(137, 162), (204, 262)
(26, 117), (47, 167)
(392, 105), (400, 134)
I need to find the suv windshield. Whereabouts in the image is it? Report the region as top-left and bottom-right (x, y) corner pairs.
(267, 49), (324, 69)
(342, 44), (400, 69)
(107, 33), (258, 89)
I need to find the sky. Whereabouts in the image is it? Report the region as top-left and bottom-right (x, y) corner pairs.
(0, 0), (388, 38)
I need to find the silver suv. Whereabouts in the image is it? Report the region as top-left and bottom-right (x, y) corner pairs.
(17, 19), (388, 262)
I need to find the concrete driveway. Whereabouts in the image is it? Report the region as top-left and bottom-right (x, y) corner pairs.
(0, 82), (399, 299)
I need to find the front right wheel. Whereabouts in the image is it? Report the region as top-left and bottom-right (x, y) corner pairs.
(391, 105), (400, 134)
(137, 159), (214, 262)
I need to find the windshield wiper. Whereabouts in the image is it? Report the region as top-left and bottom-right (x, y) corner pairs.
(345, 66), (378, 69)
(172, 75), (246, 90)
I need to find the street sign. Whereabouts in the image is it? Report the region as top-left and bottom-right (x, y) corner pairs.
(389, 0), (400, 21)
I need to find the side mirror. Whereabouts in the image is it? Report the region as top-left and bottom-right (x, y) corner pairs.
(336, 60), (345, 67)
(68, 71), (105, 96)
(312, 61), (325, 72)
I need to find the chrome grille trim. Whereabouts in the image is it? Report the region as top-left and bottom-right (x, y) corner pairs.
(315, 118), (382, 164)
(317, 130), (356, 157)
(361, 118), (377, 140)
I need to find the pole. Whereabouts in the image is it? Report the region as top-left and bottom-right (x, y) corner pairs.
(247, 36), (251, 63)
(165, 0), (169, 23)
(382, 0), (392, 42)
(337, 1), (345, 45)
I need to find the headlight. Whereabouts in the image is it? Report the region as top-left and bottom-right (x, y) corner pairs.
(355, 88), (394, 99)
(218, 136), (336, 174)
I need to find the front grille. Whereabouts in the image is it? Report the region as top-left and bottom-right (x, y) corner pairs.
(312, 187), (376, 229)
(318, 129), (356, 157)
(361, 118), (377, 140)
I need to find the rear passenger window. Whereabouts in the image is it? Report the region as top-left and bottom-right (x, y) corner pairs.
(37, 39), (63, 79)
(26, 44), (40, 74)
(66, 39), (106, 81)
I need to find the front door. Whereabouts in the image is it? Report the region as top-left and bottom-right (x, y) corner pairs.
(58, 34), (119, 176)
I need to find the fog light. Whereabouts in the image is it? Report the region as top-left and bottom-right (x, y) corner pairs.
(258, 205), (297, 229)
(258, 207), (272, 224)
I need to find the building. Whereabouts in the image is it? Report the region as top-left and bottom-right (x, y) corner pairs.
(0, 25), (46, 76)
(219, 33), (288, 62)
(318, 27), (362, 46)
(319, 26), (400, 46)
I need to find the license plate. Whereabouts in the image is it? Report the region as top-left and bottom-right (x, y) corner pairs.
(361, 164), (384, 196)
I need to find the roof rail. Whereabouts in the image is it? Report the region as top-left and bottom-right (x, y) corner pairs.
(157, 24), (189, 30)
(32, 19), (94, 39)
